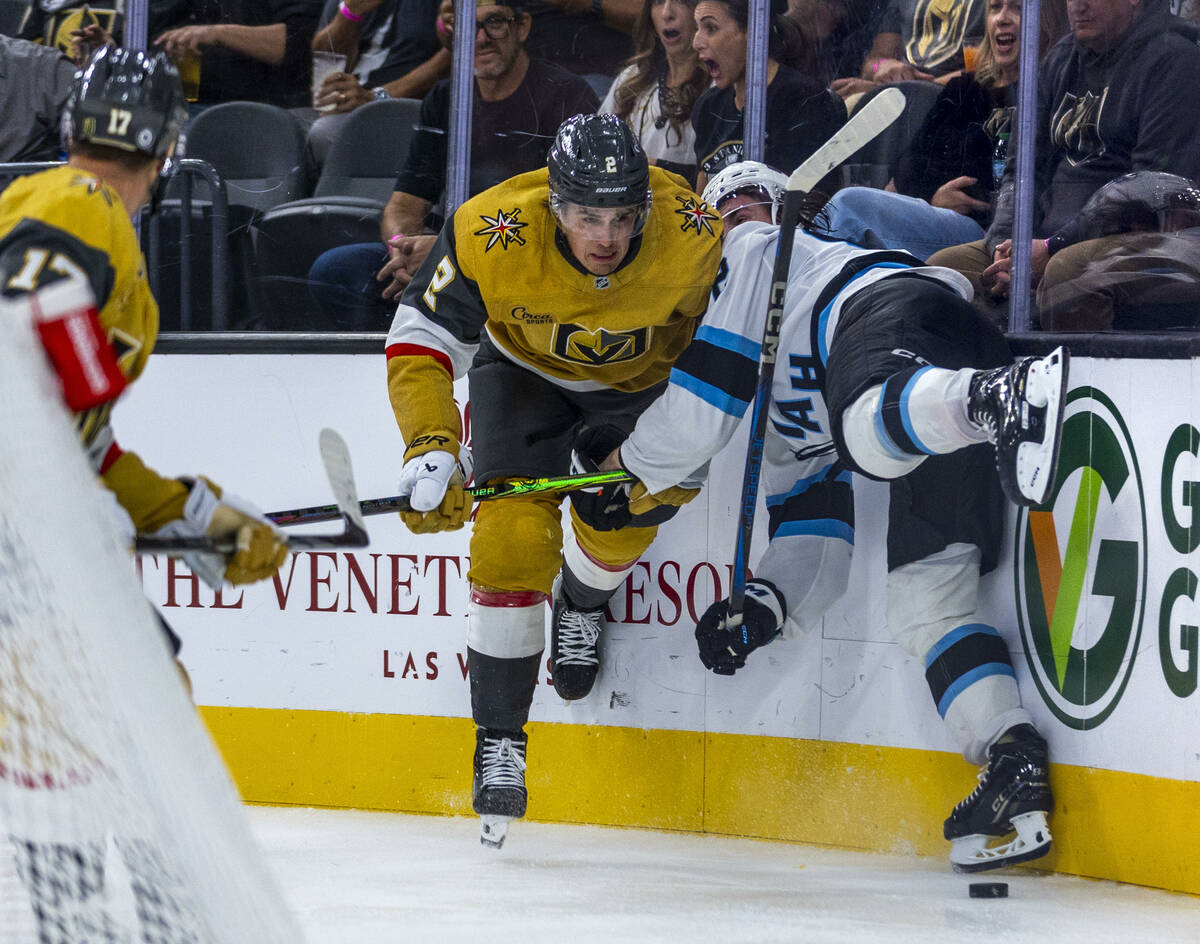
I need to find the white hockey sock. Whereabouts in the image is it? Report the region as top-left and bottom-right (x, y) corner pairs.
(840, 386), (924, 479)
(467, 587), (548, 660)
(562, 525), (638, 596)
(905, 367), (989, 452)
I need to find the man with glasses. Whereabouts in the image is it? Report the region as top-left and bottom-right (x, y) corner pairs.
(383, 114), (722, 848)
(307, 1), (598, 328)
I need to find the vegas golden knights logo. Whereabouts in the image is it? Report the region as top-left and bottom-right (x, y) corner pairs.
(1051, 90), (1108, 167)
(907, 0), (980, 70)
(553, 324), (648, 365)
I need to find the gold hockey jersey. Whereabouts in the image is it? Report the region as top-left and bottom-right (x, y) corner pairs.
(0, 165), (189, 531)
(386, 166), (723, 450)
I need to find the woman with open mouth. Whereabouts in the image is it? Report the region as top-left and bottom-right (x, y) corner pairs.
(689, 0), (846, 194)
(600, 0), (711, 185)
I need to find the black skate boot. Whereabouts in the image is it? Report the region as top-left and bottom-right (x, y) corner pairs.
(967, 346), (1069, 507)
(550, 578), (604, 700)
(472, 727), (527, 849)
(944, 724), (1053, 873)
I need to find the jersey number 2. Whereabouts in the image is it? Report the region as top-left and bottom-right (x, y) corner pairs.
(422, 256), (456, 311)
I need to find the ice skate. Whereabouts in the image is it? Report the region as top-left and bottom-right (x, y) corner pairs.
(550, 577), (603, 700)
(473, 728), (527, 849)
(968, 346), (1069, 507)
(945, 724), (1053, 873)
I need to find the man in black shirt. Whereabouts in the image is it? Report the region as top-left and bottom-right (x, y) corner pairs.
(306, 0), (597, 329)
(155, 0), (323, 109)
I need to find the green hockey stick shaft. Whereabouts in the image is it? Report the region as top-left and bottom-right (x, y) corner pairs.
(267, 469), (637, 526)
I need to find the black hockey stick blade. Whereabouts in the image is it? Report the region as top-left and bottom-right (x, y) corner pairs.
(728, 89), (906, 614)
(134, 428), (369, 555)
(266, 469), (638, 526)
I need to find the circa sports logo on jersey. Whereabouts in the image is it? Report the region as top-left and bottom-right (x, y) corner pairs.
(473, 207), (527, 251)
(509, 306), (554, 325)
(674, 195), (719, 236)
(1013, 387), (1146, 729)
(552, 324), (648, 366)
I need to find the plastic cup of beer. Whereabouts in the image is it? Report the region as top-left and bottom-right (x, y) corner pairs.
(312, 51), (348, 112)
(962, 36), (983, 72)
(177, 49), (201, 102)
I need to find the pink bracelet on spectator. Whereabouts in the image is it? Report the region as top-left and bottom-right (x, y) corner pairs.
(872, 59), (882, 76)
(435, 16), (447, 37)
(338, 1), (363, 22)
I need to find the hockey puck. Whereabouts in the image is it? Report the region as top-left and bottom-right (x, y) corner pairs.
(968, 882), (1009, 899)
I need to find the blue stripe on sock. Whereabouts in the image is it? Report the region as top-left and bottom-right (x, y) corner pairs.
(936, 662), (1017, 718)
(773, 519), (855, 543)
(924, 623), (1001, 668)
(873, 397), (911, 461)
(899, 366), (937, 455)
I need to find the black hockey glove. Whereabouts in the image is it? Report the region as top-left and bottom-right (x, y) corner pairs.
(568, 424), (632, 531)
(695, 580), (786, 675)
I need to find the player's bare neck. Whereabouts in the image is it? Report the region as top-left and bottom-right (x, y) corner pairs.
(67, 155), (150, 217)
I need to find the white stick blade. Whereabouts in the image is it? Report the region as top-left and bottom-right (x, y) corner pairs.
(787, 86), (907, 194)
(318, 428), (366, 530)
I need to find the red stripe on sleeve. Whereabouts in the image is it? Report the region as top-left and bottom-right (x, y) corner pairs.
(385, 343), (453, 377)
(99, 442), (124, 475)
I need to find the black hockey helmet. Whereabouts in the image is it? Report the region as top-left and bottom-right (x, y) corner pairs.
(547, 114), (650, 209)
(64, 45), (187, 161)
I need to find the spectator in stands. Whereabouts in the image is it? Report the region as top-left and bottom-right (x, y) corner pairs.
(305, 0), (598, 329)
(690, 0), (846, 193)
(301, 0), (448, 166)
(929, 0), (1200, 330)
(521, 0), (640, 97)
(798, 0), (888, 86)
(0, 35), (75, 162)
(19, 0), (119, 56)
(817, 0), (1023, 259)
(154, 0), (324, 109)
(832, 0), (1066, 102)
(598, 0), (709, 184)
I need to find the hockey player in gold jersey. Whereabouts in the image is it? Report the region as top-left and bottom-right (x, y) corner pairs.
(0, 47), (287, 594)
(386, 113), (723, 846)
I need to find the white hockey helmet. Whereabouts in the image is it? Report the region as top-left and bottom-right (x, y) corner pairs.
(702, 161), (788, 223)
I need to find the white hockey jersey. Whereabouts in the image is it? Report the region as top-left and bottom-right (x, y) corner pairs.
(621, 221), (971, 635)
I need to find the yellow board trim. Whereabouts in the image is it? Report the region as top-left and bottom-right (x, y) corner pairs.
(199, 707), (1200, 895)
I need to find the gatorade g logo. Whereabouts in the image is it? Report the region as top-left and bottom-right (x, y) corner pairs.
(1014, 387), (1146, 729)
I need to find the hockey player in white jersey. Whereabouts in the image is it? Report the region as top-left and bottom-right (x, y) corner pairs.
(599, 162), (1067, 872)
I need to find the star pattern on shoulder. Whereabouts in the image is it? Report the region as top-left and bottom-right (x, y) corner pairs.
(674, 195), (720, 236)
(473, 207), (528, 251)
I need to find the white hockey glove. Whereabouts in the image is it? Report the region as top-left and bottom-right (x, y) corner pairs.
(146, 478), (288, 589)
(694, 580), (786, 675)
(397, 443), (473, 533)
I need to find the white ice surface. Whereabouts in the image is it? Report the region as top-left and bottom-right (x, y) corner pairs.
(252, 806), (1200, 944)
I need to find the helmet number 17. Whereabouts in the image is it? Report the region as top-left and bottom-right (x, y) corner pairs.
(108, 108), (133, 136)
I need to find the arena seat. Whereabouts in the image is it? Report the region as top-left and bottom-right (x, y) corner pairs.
(151, 102), (309, 330)
(247, 98), (422, 330)
(841, 81), (945, 190)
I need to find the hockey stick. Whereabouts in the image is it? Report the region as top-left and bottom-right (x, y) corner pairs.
(266, 468), (638, 526)
(134, 428), (369, 555)
(729, 87), (906, 614)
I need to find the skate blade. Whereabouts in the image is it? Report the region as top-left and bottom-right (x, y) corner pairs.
(950, 811), (1053, 873)
(1016, 346), (1070, 506)
(480, 814), (511, 850)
